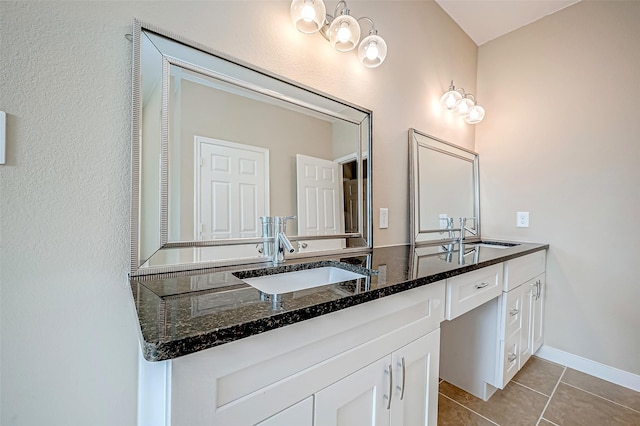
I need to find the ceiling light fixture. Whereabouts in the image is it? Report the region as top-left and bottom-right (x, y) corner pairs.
(440, 81), (486, 124)
(290, 0), (388, 68)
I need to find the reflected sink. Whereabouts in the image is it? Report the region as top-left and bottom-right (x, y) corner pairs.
(239, 267), (366, 295)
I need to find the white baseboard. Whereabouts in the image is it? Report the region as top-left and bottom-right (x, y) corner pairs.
(535, 345), (640, 392)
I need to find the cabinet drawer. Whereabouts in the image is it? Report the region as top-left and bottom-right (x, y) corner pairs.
(500, 288), (523, 340)
(445, 263), (503, 320)
(504, 250), (546, 291)
(499, 329), (520, 388)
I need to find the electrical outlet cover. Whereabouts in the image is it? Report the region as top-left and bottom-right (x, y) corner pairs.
(517, 211), (529, 228)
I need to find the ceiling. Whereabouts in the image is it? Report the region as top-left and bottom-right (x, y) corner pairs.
(435, 0), (581, 45)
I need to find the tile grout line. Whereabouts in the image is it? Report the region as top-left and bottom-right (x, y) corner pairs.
(536, 366), (566, 426)
(511, 380), (552, 398)
(559, 381), (640, 414)
(439, 392), (500, 426)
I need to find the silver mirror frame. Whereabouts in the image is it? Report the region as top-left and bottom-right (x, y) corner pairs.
(130, 20), (373, 276)
(408, 128), (480, 246)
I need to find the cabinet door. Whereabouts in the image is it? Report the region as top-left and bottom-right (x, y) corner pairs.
(531, 274), (545, 354)
(314, 356), (392, 426)
(390, 329), (440, 426)
(257, 397), (313, 426)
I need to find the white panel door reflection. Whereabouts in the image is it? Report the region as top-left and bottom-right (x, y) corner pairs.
(296, 154), (344, 236)
(196, 136), (269, 240)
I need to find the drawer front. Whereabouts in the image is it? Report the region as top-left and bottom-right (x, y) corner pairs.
(499, 329), (521, 388)
(501, 288), (523, 340)
(504, 250), (546, 291)
(445, 263), (503, 320)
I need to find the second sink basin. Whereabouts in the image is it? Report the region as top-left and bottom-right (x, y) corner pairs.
(471, 241), (520, 250)
(239, 266), (366, 295)
(472, 243), (511, 249)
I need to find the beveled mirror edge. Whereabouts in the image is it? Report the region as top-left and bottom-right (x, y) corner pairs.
(130, 19), (374, 276)
(408, 128), (481, 247)
(130, 18), (142, 274)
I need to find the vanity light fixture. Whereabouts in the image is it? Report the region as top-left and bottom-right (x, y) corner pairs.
(290, 0), (326, 33)
(290, 0), (388, 68)
(440, 81), (486, 124)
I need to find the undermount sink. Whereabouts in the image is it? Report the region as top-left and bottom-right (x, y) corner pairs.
(471, 242), (520, 250)
(238, 266), (366, 295)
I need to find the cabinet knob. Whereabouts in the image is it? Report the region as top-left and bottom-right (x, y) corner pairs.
(474, 282), (489, 289)
(508, 353), (517, 363)
(510, 308), (520, 316)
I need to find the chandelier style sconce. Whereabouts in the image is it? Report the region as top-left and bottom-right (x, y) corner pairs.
(440, 81), (486, 124)
(290, 0), (388, 68)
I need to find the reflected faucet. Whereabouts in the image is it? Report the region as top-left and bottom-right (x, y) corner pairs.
(261, 216), (296, 265)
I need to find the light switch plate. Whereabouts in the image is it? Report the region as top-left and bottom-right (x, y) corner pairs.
(517, 211), (529, 228)
(379, 208), (389, 229)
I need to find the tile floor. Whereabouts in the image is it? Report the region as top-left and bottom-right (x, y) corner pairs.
(438, 356), (640, 425)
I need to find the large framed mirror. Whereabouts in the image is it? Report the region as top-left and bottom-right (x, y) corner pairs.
(409, 129), (480, 245)
(131, 20), (372, 276)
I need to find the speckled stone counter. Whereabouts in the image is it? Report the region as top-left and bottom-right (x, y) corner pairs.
(130, 241), (548, 361)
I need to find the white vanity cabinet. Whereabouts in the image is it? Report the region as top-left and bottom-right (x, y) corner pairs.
(497, 251), (547, 387)
(440, 250), (547, 400)
(138, 281), (445, 426)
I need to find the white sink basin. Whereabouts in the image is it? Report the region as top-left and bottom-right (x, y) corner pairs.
(240, 267), (366, 294)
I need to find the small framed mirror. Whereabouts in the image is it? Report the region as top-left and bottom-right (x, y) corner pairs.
(409, 129), (480, 245)
(131, 21), (372, 276)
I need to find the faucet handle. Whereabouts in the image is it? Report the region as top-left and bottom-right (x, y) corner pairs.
(459, 216), (477, 227)
(275, 215), (296, 226)
(275, 216), (296, 233)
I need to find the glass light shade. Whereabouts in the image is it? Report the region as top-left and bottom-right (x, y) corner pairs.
(328, 14), (360, 52)
(465, 105), (485, 124)
(357, 34), (388, 68)
(290, 0), (326, 34)
(454, 97), (474, 116)
(440, 90), (462, 110)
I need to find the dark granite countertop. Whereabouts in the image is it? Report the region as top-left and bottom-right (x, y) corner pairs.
(130, 241), (548, 361)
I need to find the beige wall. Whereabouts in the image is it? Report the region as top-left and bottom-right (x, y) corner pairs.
(476, 1), (640, 374)
(0, 1), (476, 424)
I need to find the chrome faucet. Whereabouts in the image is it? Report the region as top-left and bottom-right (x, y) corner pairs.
(273, 216), (296, 265)
(274, 216), (295, 264)
(440, 217), (456, 252)
(458, 217), (478, 244)
(259, 215), (296, 265)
